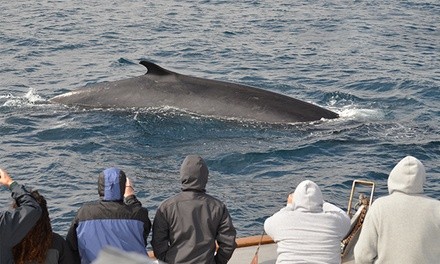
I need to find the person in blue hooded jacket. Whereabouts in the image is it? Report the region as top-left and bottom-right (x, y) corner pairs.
(66, 168), (151, 264)
(0, 168), (42, 264)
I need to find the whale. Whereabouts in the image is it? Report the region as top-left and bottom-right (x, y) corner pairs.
(50, 60), (339, 124)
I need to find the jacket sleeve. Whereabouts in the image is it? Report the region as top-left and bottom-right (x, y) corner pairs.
(53, 232), (79, 264)
(322, 202), (351, 238)
(263, 214), (276, 240)
(353, 204), (379, 264)
(264, 205), (292, 241)
(125, 195), (151, 244)
(142, 208), (152, 245)
(215, 205), (237, 264)
(124, 194), (142, 207)
(65, 213), (81, 263)
(0, 183), (42, 247)
(151, 209), (170, 261)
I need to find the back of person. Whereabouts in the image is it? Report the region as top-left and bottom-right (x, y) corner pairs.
(152, 155), (237, 264)
(155, 192), (232, 263)
(0, 169), (42, 264)
(12, 190), (74, 264)
(354, 156), (440, 264)
(66, 168), (151, 264)
(73, 202), (148, 262)
(264, 180), (351, 264)
(47, 232), (75, 264)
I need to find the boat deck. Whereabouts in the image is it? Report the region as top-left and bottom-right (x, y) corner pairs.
(229, 236), (355, 264)
(229, 243), (276, 264)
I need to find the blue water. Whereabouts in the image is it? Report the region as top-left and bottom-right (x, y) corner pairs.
(1, 0), (439, 239)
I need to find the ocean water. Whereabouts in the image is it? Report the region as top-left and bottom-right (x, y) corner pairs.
(0, 0), (439, 239)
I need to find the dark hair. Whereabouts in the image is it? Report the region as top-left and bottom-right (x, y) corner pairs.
(13, 190), (53, 264)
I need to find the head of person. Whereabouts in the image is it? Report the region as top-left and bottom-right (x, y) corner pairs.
(98, 167), (127, 201)
(388, 155), (425, 195)
(13, 190), (53, 264)
(292, 180), (324, 213)
(180, 155), (209, 192)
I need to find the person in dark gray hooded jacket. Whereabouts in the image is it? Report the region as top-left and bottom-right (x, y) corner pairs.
(152, 155), (237, 264)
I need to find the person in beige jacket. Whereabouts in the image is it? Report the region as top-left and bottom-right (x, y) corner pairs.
(354, 156), (440, 263)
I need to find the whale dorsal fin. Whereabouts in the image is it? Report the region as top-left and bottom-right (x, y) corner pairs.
(140, 61), (173, 76)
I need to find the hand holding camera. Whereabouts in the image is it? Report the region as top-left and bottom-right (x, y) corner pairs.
(124, 177), (135, 197)
(0, 169), (14, 188)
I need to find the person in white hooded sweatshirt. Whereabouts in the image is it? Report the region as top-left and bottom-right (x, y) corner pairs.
(264, 180), (350, 264)
(354, 156), (440, 264)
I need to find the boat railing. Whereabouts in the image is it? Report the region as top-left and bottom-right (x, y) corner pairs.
(341, 180), (376, 259)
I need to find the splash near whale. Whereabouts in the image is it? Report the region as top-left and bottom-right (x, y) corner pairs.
(50, 61), (339, 124)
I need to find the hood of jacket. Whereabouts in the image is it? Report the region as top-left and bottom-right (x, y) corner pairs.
(388, 156), (425, 195)
(180, 155), (209, 192)
(292, 180), (323, 213)
(98, 167), (126, 201)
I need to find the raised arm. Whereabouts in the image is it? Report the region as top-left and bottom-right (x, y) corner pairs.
(0, 168), (42, 246)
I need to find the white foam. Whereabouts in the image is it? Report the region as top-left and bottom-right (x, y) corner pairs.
(24, 87), (46, 103)
(337, 106), (385, 122)
(2, 87), (48, 107)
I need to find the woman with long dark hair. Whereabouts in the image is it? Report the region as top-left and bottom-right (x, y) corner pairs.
(13, 190), (75, 264)
(0, 168), (41, 264)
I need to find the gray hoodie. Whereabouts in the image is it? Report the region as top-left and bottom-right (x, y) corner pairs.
(264, 180), (350, 264)
(152, 155), (237, 264)
(354, 156), (440, 263)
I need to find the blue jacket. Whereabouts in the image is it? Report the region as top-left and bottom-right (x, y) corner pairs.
(66, 168), (151, 264)
(0, 183), (42, 264)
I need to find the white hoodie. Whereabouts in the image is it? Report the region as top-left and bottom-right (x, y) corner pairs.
(264, 180), (351, 264)
(354, 156), (440, 263)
